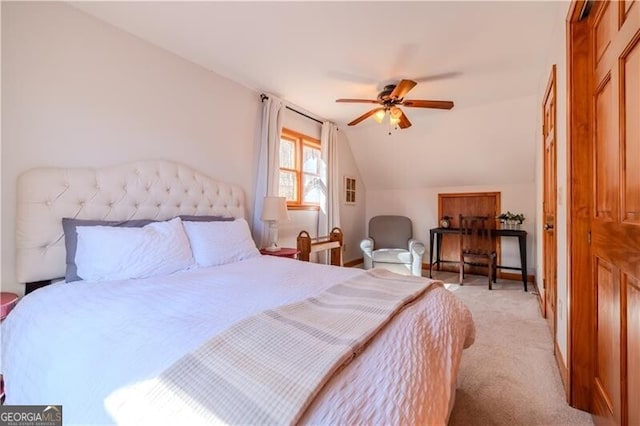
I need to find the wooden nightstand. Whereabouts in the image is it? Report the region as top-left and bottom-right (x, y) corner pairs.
(260, 248), (300, 259)
(1, 292), (18, 321)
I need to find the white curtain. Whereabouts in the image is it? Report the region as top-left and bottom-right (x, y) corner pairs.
(318, 121), (340, 263)
(252, 95), (284, 248)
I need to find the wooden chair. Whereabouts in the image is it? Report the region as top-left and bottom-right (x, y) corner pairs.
(297, 227), (344, 266)
(459, 215), (497, 289)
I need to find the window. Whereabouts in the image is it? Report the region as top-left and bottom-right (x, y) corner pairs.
(344, 176), (356, 205)
(279, 128), (322, 209)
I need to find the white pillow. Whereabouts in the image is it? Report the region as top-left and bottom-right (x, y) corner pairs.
(182, 218), (260, 267)
(75, 217), (194, 282)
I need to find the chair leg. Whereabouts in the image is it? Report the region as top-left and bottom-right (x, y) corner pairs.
(459, 259), (464, 285)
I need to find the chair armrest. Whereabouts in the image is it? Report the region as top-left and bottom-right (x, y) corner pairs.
(360, 238), (374, 253)
(408, 239), (425, 256)
(409, 239), (425, 276)
(360, 238), (374, 270)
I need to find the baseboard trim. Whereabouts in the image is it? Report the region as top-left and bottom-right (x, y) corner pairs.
(422, 263), (535, 283)
(498, 271), (535, 282)
(531, 279), (545, 317)
(344, 258), (363, 268)
(554, 340), (570, 401)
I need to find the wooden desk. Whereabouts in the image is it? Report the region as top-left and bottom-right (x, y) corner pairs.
(428, 227), (528, 291)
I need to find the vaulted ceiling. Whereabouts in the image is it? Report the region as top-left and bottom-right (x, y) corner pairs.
(71, 1), (563, 189)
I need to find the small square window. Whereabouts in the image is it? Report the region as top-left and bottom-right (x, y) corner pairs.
(344, 176), (356, 205)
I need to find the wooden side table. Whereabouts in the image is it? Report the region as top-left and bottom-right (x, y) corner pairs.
(0, 292), (18, 321)
(260, 248), (300, 259)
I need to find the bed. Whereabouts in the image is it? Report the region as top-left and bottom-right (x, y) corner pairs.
(2, 160), (475, 425)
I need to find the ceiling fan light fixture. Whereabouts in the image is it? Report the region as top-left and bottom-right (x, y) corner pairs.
(373, 109), (386, 124)
(337, 78), (453, 129)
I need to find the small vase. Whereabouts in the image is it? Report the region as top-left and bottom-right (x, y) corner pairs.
(505, 220), (519, 230)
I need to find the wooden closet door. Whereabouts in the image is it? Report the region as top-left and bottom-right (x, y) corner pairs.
(590, 1), (640, 424)
(542, 65), (558, 339)
(438, 192), (499, 275)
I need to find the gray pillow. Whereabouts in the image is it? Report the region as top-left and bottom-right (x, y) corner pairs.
(178, 215), (234, 223)
(62, 215), (234, 282)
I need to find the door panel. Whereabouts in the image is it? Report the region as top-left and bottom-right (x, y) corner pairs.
(595, 1), (613, 65)
(589, 1), (640, 424)
(594, 259), (621, 421)
(622, 1), (635, 23)
(542, 65), (558, 336)
(627, 278), (640, 426)
(594, 75), (617, 221)
(622, 35), (640, 223)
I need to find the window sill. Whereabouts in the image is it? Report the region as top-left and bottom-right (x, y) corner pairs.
(287, 205), (320, 211)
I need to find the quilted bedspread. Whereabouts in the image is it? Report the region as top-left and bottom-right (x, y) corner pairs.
(1, 256), (474, 425)
(301, 276), (474, 425)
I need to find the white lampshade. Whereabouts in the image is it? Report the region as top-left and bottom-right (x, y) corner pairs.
(261, 196), (290, 222)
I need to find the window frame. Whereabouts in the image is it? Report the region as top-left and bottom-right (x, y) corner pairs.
(279, 128), (321, 210)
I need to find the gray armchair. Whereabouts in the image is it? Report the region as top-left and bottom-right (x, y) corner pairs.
(360, 215), (425, 276)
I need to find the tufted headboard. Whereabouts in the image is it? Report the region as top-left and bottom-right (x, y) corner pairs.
(16, 160), (246, 283)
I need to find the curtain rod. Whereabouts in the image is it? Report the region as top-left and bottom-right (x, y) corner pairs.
(260, 93), (324, 125)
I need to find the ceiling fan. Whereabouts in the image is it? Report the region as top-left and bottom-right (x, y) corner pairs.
(336, 79), (454, 129)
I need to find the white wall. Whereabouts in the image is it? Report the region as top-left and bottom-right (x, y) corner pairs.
(535, 1), (570, 363)
(1, 2), (367, 296)
(337, 131), (366, 262)
(347, 94), (540, 191)
(366, 183), (537, 275)
(1, 2), (261, 295)
(353, 90), (540, 273)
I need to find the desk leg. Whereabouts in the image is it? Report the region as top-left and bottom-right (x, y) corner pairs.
(436, 234), (442, 271)
(429, 230), (434, 278)
(519, 234), (528, 292)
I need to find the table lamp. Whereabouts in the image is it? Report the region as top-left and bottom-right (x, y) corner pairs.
(261, 196), (290, 252)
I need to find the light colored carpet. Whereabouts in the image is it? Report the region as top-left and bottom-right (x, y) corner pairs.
(428, 271), (593, 426)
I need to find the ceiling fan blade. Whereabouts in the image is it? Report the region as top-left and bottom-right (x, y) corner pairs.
(414, 71), (462, 83)
(402, 99), (454, 109)
(336, 98), (380, 104)
(389, 79), (417, 100)
(398, 110), (412, 129)
(347, 107), (384, 126)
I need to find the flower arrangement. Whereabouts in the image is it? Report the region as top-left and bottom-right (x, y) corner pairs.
(497, 211), (525, 228)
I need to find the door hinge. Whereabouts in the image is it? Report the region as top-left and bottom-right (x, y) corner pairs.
(587, 230), (592, 245)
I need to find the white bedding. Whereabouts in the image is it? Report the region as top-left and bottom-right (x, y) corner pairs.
(1, 256), (474, 425)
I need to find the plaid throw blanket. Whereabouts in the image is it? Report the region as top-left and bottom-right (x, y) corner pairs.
(130, 269), (436, 425)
